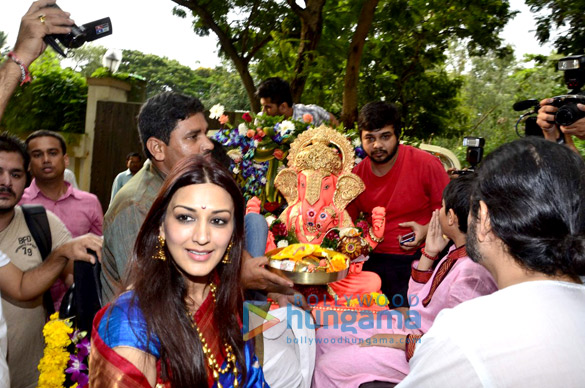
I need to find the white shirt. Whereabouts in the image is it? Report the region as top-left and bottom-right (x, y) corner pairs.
(399, 280), (585, 388)
(109, 169), (134, 205)
(0, 250), (10, 388)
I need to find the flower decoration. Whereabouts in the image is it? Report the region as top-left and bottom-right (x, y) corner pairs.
(273, 149), (285, 160)
(209, 104), (225, 120)
(242, 112), (253, 123)
(269, 219), (299, 248)
(38, 313), (90, 388)
(219, 114), (230, 125)
(213, 109), (365, 207)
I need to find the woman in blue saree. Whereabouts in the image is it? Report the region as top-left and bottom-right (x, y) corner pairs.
(90, 155), (267, 387)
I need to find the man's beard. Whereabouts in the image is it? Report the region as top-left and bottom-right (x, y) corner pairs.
(369, 144), (398, 165)
(466, 219), (484, 264)
(0, 186), (19, 213)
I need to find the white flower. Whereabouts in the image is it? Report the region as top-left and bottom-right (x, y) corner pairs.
(260, 177), (267, 184)
(278, 120), (295, 135)
(277, 240), (289, 248)
(352, 138), (361, 147)
(254, 112), (263, 125)
(238, 123), (248, 136)
(265, 215), (276, 226)
(254, 140), (259, 148)
(209, 104), (225, 119)
(253, 163), (264, 169)
(233, 166), (240, 174)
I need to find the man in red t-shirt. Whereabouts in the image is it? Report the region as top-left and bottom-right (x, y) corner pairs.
(347, 101), (449, 307)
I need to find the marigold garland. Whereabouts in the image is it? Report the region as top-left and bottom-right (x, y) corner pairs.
(37, 312), (90, 387)
(38, 313), (73, 388)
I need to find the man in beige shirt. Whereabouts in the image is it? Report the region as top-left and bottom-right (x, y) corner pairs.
(0, 132), (102, 388)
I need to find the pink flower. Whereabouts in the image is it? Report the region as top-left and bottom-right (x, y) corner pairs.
(271, 222), (288, 237)
(219, 114), (229, 125)
(246, 129), (256, 138)
(356, 220), (369, 232)
(325, 229), (340, 241)
(256, 129), (265, 138)
(303, 113), (313, 123)
(242, 112), (253, 122)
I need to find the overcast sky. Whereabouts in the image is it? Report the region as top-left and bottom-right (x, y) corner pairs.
(1, 0), (555, 69)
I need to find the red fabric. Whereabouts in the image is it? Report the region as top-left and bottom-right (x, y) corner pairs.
(90, 274), (228, 388)
(90, 307), (153, 388)
(411, 264), (434, 284)
(422, 246), (468, 307)
(347, 145), (449, 255)
(193, 286), (225, 387)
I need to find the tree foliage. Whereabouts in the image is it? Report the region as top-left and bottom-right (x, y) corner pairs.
(171, 0), (291, 112)
(0, 51), (87, 134)
(185, 0), (515, 137)
(66, 44), (108, 77)
(525, 0), (585, 55)
(431, 51), (571, 164)
(0, 31), (8, 54)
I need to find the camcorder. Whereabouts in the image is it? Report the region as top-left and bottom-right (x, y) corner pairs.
(43, 4), (112, 57)
(513, 55), (585, 143)
(451, 136), (484, 175)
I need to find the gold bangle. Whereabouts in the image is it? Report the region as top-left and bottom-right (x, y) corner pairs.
(368, 226), (384, 243)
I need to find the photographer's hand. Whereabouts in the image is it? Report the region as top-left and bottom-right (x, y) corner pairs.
(536, 98), (560, 142)
(560, 104), (585, 140)
(13, 0), (74, 66)
(0, 0), (73, 120)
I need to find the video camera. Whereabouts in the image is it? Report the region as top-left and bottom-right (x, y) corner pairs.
(513, 55), (585, 142)
(451, 136), (484, 175)
(43, 4), (112, 57)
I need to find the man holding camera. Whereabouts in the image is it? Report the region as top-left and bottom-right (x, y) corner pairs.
(536, 54), (585, 149)
(0, 0), (74, 119)
(537, 100), (585, 144)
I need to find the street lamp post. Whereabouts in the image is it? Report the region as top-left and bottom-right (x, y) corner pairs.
(102, 48), (122, 73)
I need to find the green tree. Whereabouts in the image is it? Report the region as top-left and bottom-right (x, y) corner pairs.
(0, 51), (87, 134)
(0, 31), (8, 54)
(525, 0), (585, 55)
(431, 52), (569, 165)
(66, 44), (108, 77)
(171, 0), (291, 112)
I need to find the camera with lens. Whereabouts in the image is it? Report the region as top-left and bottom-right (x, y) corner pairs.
(43, 4), (112, 57)
(451, 136), (484, 176)
(549, 94), (585, 127)
(513, 54), (585, 142)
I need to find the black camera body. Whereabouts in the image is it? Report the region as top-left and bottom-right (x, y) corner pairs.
(549, 94), (585, 127)
(43, 4), (112, 57)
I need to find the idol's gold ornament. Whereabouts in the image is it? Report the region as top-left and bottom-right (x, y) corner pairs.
(154, 235), (166, 261)
(221, 241), (233, 264)
(368, 227), (384, 243)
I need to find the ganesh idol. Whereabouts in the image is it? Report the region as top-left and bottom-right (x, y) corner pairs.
(249, 125), (388, 312)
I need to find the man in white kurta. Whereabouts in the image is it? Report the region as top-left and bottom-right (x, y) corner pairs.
(399, 137), (585, 387)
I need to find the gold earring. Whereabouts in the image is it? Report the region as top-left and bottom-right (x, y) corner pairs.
(222, 242), (233, 264)
(154, 235), (166, 261)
